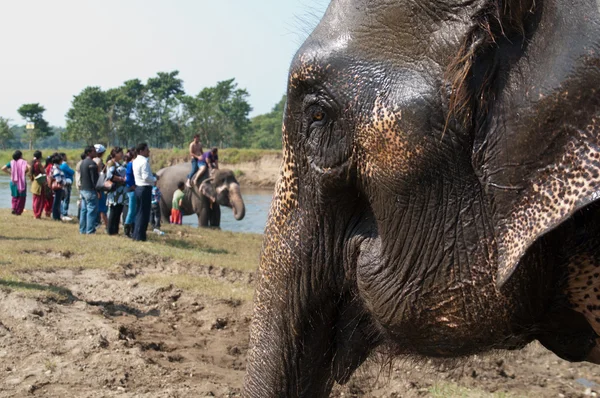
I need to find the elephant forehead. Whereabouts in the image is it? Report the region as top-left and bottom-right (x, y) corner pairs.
(355, 97), (423, 179)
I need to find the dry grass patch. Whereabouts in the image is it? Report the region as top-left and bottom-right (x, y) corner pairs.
(141, 274), (254, 302)
(0, 209), (261, 301)
(429, 383), (514, 398)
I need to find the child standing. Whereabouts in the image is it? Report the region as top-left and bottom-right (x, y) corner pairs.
(150, 178), (162, 232)
(170, 181), (185, 225)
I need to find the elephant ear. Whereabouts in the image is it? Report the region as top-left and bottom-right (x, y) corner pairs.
(449, 0), (600, 286)
(199, 178), (216, 202)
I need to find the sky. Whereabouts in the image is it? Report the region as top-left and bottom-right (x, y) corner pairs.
(0, 0), (329, 127)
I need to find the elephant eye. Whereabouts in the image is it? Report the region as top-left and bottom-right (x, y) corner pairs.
(309, 105), (328, 127)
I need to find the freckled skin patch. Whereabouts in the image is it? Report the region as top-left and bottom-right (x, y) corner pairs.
(564, 250), (600, 340)
(354, 97), (422, 179)
(498, 118), (600, 284)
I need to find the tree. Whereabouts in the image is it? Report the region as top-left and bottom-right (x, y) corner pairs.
(17, 103), (52, 150)
(249, 95), (286, 149)
(64, 87), (111, 145)
(0, 117), (14, 150)
(144, 71), (184, 147)
(182, 79), (252, 147)
(111, 79), (145, 147)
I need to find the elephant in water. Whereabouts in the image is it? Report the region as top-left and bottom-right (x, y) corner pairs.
(245, 0), (600, 396)
(156, 163), (245, 227)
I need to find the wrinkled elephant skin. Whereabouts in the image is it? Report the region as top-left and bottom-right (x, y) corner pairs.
(245, 0), (600, 397)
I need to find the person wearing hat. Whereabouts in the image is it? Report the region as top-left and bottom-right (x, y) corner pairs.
(93, 144), (108, 228)
(93, 144), (106, 169)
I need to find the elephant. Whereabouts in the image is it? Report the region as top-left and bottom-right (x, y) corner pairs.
(245, 0), (600, 396)
(156, 163), (245, 227)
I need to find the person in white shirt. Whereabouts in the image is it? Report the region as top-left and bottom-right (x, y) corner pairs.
(132, 143), (158, 241)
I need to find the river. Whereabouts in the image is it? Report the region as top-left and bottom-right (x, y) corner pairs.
(0, 175), (273, 234)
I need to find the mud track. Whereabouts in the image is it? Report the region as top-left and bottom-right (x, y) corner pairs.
(0, 261), (599, 397)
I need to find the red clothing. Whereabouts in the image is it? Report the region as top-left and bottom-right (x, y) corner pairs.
(33, 194), (44, 218)
(12, 196), (26, 215)
(170, 209), (182, 225)
(44, 164), (53, 217)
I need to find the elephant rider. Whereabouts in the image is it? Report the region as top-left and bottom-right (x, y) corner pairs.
(193, 147), (219, 185)
(186, 134), (204, 188)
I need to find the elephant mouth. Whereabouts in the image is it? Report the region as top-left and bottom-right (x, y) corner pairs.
(308, 156), (352, 175)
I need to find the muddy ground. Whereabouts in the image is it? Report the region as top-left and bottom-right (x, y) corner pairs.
(0, 257), (598, 398)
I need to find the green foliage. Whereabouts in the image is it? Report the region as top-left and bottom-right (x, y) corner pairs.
(64, 87), (112, 145)
(110, 79), (145, 147)
(181, 78), (252, 148)
(248, 95), (285, 149)
(0, 117), (13, 150)
(143, 71), (185, 147)
(8, 73), (284, 151)
(63, 72), (256, 149)
(17, 103), (53, 150)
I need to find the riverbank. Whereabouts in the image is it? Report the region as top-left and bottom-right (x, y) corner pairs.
(0, 148), (282, 188)
(1, 209), (599, 397)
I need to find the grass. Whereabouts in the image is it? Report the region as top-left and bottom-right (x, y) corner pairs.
(429, 383), (514, 398)
(141, 274), (254, 302)
(0, 209), (261, 301)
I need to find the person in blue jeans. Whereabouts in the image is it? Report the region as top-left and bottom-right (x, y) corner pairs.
(124, 148), (137, 238)
(79, 146), (99, 234)
(186, 134), (204, 188)
(59, 152), (75, 221)
(50, 154), (66, 221)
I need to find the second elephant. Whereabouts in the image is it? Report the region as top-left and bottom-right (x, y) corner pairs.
(157, 163), (245, 227)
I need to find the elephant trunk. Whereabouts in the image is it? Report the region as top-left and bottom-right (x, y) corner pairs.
(229, 182), (245, 221)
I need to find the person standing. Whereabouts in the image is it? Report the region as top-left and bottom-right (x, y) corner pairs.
(1, 150), (30, 215)
(170, 181), (185, 225)
(43, 156), (54, 217)
(186, 134), (203, 188)
(105, 147), (127, 235)
(132, 143), (157, 242)
(93, 144), (108, 228)
(30, 151), (45, 219)
(75, 153), (85, 215)
(49, 154), (66, 221)
(59, 152), (74, 221)
(79, 146), (99, 234)
(150, 179), (162, 231)
(123, 148), (137, 238)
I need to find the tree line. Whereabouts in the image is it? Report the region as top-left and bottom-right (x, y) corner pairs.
(0, 71), (285, 150)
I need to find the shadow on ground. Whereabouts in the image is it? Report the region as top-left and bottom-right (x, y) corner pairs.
(0, 279), (160, 319)
(162, 238), (229, 254)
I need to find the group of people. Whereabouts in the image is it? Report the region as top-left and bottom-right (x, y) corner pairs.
(3, 136), (220, 241)
(77, 142), (161, 241)
(2, 150), (75, 221)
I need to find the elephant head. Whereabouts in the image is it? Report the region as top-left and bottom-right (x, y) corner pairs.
(198, 169), (245, 220)
(245, 0), (600, 396)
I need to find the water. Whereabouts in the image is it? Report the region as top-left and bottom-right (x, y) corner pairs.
(0, 176), (273, 234)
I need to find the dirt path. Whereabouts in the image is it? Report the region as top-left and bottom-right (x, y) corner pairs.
(0, 264), (251, 397)
(0, 258), (599, 397)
